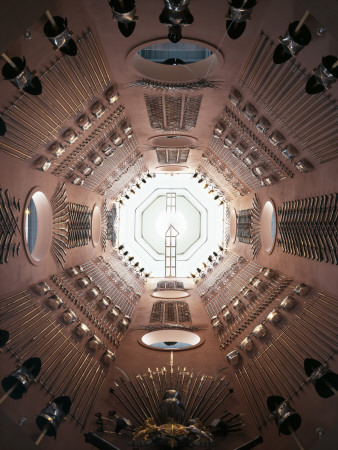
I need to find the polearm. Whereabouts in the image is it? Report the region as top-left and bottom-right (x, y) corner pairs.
(120, 377), (148, 421)
(193, 375), (228, 420)
(110, 381), (143, 424)
(200, 385), (234, 424)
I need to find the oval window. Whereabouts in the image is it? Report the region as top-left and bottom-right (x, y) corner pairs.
(138, 42), (212, 65)
(140, 330), (202, 351)
(261, 200), (277, 254)
(24, 189), (52, 265)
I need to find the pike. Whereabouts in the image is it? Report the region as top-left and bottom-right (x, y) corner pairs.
(242, 365), (270, 417)
(11, 104), (50, 138)
(240, 33), (266, 85)
(10, 319), (55, 355)
(272, 338), (304, 380)
(246, 41), (273, 91)
(87, 30), (111, 84)
(54, 354), (90, 397)
(45, 346), (80, 389)
(187, 374), (207, 419)
(0, 292), (31, 311)
(72, 363), (101, 418)
(64, 55), (91, 99)
(136, 374), (157, 419)
(5, 308), (50, 344)
(69, 360), (97, 404)
(19, 324), (64, 361)
(200, 383), (234, 424)
(235, 372), (261, 430)
(286, 326), (331, 361)
(57, 58), (86, 103)
(82, 369), (106, 428)
(120, 377), (148, 421)
(76, 40), (100, 92)
(40, 344), (76, 384)
(268, 342), (300, 387)
(296, 312), (338, 346)
(111, 381), (143, 424)
(54, 61), (85, 107)
(46, 66), (78, 109)
(260, 347), (293, 396)
(193, 374), (228, 420)
(3, 306), (40, 332)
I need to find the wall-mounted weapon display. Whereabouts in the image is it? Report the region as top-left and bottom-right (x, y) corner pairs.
(104, 360), (241, 448)
(0, 288), (107, 429)
(0, 187), (21, 264)
(51, 182), (68, 268)
(231, 289), (337, 431)
(0, 29), (112, 164)
(239, 31), (338, 165)
(250, 194), (261, 258)
(277, 193), (338, 264)
(150, 301), (191, 323)
(68, 203), (91, 248)
(237, 209), (251, 244)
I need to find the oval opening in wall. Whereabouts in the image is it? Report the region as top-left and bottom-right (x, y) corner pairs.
(127, 39), (223, 82)
(140, 330), (202, 351)
(23, 188), (52, 265)
(261, 199), (277, 254)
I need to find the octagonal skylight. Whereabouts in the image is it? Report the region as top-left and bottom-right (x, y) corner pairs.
(118, 173), (224, 277)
